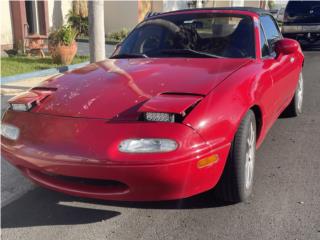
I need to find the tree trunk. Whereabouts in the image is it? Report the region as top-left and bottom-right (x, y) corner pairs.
(88, 0), (105, 63)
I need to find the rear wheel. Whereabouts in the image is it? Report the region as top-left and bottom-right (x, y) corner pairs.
(214, 110), (256, 203)
(282, 72), (304, 117)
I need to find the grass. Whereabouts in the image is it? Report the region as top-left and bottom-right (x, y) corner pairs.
(1, 55), (89, 77)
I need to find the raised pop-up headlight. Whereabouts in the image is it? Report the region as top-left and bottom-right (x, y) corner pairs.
(119, 139), (178, 153)
(1, 123), (20, 140)
(139, 94), (203, 123)
(8, 89), (55, 112)
(145, 112), (175, 122)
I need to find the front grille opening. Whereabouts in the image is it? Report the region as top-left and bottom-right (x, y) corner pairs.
(53, 174), (126, 187)
(33, 170), (129, 193)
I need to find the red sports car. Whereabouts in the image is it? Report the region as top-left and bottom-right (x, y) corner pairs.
(1, 8), (304, 203)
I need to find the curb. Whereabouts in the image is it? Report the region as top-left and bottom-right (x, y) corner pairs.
(76, 38), (119, 45)
(1, 61), (90, 84)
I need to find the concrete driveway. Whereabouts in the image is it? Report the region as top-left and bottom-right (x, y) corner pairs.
(1, 51), (320, 240)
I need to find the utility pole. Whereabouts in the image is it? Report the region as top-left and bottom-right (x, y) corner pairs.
(88, 0), (105, 63)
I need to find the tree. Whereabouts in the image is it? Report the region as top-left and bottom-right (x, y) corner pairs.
(268, 0), (276, 10)
(88, 0), (105, 63)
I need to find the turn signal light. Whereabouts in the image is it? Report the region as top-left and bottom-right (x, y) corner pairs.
(197, 154), (219, 168)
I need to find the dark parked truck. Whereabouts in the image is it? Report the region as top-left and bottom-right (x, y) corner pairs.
(282, 0), (320, 46)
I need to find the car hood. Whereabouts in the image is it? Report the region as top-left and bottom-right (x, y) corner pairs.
(31, 58), (250, 119)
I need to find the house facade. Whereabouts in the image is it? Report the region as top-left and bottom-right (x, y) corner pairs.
(0, 0), (272, 52)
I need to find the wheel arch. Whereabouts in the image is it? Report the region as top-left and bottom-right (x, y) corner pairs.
(250, 105), (263, 142)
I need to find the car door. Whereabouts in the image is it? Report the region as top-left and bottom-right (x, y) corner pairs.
(260, 15), (300, 118)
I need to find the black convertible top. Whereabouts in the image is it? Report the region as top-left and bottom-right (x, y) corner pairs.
(149, 7), (272, 18)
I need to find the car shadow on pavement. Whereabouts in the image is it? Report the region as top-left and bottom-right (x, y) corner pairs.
(78, 190), (234, 210)
(1, 188), (120, 229)
(2, 187), (232, 228)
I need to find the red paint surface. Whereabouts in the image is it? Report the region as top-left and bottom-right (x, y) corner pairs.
(139, 94), (203, 115)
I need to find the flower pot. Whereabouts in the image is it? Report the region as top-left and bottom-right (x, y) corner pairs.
(49, 41), (78, 65)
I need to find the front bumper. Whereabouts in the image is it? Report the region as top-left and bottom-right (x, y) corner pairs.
(1, 110), (230, 201)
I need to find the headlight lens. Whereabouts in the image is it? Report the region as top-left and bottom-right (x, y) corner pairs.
(144, 112), (175, 122)
(119, 139), (178, 153)
(1, 123), (20, 140)
(10, 103), (33, 111)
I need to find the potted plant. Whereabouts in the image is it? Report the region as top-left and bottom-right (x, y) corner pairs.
(48, 24), (78, 65)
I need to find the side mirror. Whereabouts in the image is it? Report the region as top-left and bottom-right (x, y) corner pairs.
(275, 38), (299, 56)
(111, 43), (122, 57)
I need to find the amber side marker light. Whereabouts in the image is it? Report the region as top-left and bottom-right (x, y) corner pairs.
(197, 154), (219, 169)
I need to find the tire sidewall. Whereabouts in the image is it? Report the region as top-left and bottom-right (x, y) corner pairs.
(238, 111), (256, 200)
(295, 72), (304, 115)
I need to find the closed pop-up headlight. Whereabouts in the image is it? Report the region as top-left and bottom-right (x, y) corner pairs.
(119, 139), (178, 153)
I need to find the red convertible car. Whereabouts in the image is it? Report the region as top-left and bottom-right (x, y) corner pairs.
(1, 8), (304, 203)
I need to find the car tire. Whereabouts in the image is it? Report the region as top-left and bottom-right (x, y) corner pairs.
(214, 110), (256, 203)
(282, 72), (304, 117)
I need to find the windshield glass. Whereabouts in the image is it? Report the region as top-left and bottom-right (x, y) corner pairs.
(114, 13), (255, 59)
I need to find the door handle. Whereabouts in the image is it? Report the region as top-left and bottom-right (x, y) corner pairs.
(290, 57), (295, 63)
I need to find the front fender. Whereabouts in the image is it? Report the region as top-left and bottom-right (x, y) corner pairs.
(183, 62), (267, 149)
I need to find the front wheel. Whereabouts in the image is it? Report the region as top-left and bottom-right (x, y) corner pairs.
(214, 110), (256, 203)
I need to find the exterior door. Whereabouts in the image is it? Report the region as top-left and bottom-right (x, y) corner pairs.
(260, 15), (299, 118)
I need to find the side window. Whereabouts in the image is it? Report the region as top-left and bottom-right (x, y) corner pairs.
(260, 25), (269, 57)
(260, 15), (281, 53)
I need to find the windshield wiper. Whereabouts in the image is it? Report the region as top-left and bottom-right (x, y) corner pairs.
(160, 49), (222, 58)
(110, 53), (148, 59)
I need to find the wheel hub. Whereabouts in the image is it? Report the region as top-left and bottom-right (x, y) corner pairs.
(245, 122), (255, 190)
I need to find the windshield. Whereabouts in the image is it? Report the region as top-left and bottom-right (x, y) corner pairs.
(113, 13), (255, 59)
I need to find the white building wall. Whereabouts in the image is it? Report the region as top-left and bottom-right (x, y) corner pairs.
(104, 1), (139, 33)
(163, 0), (188, 12)
(0, 0), (13, 46)
(47, 0), (72, 30)
(214, 1), (232, 7)
(232, 0), (245, 7)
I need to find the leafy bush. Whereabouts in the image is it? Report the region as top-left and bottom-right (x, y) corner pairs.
(107, 28), (130, 42)
(49, 24), (78, 46)
(67, 9), (88, 36)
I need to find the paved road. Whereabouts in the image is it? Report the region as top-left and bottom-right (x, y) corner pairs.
(77, 42), (115, 57)
(1, 51), (320, 240)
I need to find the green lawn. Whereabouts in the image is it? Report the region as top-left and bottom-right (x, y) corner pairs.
(1, 55), (89, 77)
